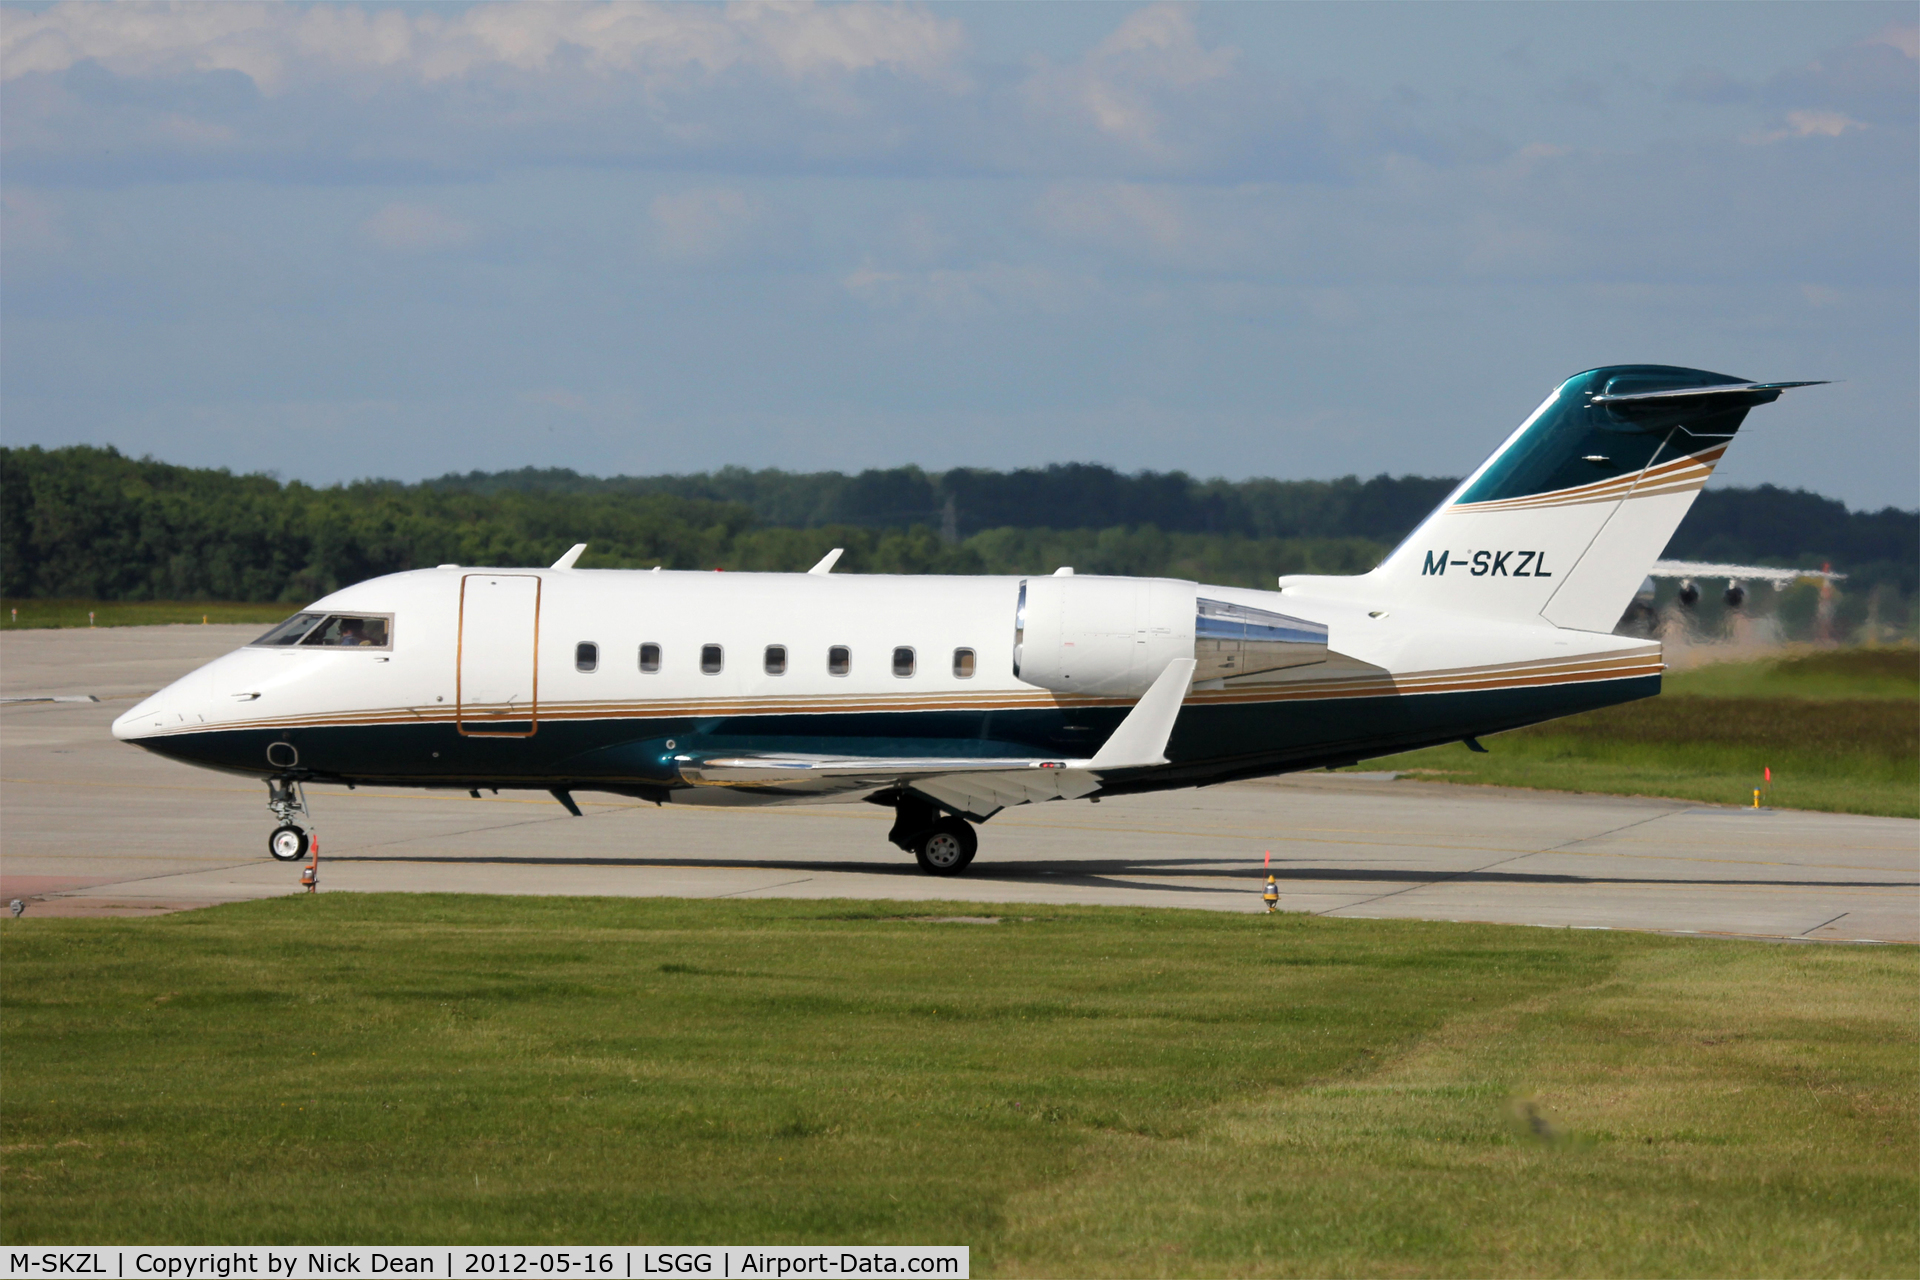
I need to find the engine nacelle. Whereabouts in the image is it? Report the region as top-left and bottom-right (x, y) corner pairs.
(1014, 575), (1194, 697)
(1013, 575), (1328, 697)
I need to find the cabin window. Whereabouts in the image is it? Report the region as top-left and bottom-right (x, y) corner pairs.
(274, 613), (393, 649)
(764, 644), (787, 675)
(953, 648), (976, 678)
(575, 642), (598, 673)
(892, 646), (916, 678)
(701, 644), (724, 675)
(828, 646), (851, 677)
(639, 643), (661, 673)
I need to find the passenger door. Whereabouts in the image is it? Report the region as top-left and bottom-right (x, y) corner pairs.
(458, 574), (541, 736)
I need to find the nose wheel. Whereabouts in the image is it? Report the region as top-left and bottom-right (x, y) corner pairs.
(265, 775), (315, 862)
(269, 823), (310, 862)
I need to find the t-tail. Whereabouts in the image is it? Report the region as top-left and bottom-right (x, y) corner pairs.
(1367, 365), (1825, 631)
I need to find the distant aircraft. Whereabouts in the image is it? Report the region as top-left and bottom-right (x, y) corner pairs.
(114, 365), (1824, 875)
(1645, 560), (1844, 609)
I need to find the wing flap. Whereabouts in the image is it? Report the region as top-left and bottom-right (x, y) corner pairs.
(680, 755), (1076, 788)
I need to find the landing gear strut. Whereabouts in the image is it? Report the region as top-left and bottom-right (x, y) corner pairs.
(888, 794), (978, 876)
(266, 776), (312, 862)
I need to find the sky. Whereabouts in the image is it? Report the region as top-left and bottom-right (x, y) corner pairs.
(2, 1), (1915, 509)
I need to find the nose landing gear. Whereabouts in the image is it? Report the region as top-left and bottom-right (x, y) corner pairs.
(266, 776), (313, 862)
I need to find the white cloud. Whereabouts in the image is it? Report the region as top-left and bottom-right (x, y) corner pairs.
(1742, 109), (1868, 145)
(1018, 5), (1237, 161)
(0, 1), (966, 91)
(1868, 22), (1918, 62)
(361, 202), (478, 252)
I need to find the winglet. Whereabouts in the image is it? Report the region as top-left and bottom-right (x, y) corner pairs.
(808, 548), (844, 575)
(1090, 658), (1194, 771)
(551, 543), (588, 570)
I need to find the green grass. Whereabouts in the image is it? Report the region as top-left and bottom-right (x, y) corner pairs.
(1665, 647), (1920, 701)
(1, 599), (294, 629)
(2, 896), (1914, 1276)
(1364, 648), (1919, 818)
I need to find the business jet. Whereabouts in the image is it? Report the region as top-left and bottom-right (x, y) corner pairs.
(113, 365), (1823, 875)
(1647, 560), (1844, 609)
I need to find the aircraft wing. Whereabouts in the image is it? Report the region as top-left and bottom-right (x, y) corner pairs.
(675, 658), (1196, 820)
(1649, 559), (1844, 585)
(677, 755), (1105, 817)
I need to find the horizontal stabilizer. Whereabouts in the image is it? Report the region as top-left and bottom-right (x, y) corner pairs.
(1591, 381), (1827, 404)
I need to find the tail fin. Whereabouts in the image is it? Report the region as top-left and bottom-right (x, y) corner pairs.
(1372, 366), (1824, 631)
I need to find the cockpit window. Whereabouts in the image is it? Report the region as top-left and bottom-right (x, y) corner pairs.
(298, 614), (393, 648)
(250, 613), (325, 647)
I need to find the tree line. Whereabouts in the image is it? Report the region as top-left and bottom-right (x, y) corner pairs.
(3, 445), (1913, 604)
(422, 462), (1460, 544)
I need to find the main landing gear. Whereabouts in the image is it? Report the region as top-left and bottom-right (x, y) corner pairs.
(888, 794), (978, 876)
(266, 776), (313, 862)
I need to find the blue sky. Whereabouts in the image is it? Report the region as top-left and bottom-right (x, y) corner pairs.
(3, 1), (1914, 509)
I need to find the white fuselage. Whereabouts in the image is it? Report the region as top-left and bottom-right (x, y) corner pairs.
(114, 565), (1659, 808)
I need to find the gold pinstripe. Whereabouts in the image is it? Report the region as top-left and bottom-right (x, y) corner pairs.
(1448, 445), (1726, 515)
(130, 646), (1663, 738)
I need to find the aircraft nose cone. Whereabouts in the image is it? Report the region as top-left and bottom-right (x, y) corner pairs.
(112, 692), (174, 741)
(110, 706), (144, 741)
(113, 665), (215, 742)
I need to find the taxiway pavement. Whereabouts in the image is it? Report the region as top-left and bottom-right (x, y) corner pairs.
(3, 625), (1914, 942)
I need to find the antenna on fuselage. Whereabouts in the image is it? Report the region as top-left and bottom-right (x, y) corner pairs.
(808, 548), (844, 575)
(550, 543), (587, 570)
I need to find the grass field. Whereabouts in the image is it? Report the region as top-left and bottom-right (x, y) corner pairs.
(1361, 648), (1919, 819)
(2, 896), (1913, 1276)
(1, 599), (292, 629)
